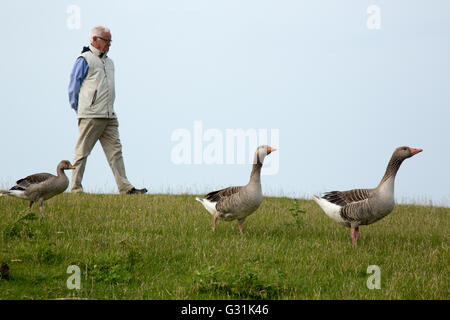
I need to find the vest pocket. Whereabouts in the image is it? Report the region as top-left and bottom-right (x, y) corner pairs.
(90, 90), (98, 107)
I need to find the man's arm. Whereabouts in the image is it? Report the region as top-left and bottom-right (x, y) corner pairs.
(68, 57), (89, 112)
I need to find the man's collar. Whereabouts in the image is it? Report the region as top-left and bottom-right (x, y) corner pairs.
(89, 44), (107, 58)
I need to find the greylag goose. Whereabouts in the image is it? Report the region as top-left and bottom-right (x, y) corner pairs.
(312, 146), (422, 245)
(1, 160), (75, 217)
(196, 145), (276, 234)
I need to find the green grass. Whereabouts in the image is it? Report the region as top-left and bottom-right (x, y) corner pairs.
(0, 193), (448, 299)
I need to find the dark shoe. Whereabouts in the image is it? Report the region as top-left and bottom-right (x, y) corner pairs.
(126, 187), (148, 194)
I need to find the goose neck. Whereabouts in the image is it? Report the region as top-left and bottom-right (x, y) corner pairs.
(56, 167), (67, 177)
(249, 162), (262, 184)
(378, 155), (403, 187)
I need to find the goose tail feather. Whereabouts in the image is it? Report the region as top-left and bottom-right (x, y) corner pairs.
(311, 194), (347, 225)
(1, 190), (28, 200)
(195, 197), (218, 216)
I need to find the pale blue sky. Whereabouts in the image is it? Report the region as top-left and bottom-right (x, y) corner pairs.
(0, 1), (449, 206)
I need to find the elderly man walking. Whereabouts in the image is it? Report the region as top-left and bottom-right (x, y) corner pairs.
(68, 25), (147, 194)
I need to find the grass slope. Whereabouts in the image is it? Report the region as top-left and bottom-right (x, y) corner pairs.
(0, 193), (448, 299)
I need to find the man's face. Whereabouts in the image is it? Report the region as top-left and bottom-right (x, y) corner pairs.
(92, 31), (112, 53)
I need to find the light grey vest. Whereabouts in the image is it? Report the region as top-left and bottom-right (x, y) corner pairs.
(77, 45), (116, 118)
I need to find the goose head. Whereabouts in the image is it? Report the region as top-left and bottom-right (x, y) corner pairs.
(57, 160), (76, 171)
(253, 145), (277, 164)
(379, 146), (423, 186)
(393, 146), (423, 161)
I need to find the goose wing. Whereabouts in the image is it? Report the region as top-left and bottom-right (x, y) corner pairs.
(322, 188), (373, 206)
(205, 186), (243, 202)
(205, 186), (244, 213)
(12, 173), (54, 191)
(340, 197), (374, 223)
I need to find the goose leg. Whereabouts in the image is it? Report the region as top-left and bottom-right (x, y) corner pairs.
(23, 201), (34, 214)
(350, 227), (359, 245)
(354, 227), (359, 243)
(212, 215), (218, 232)
(38, 198), (45, 218)
(238, 223), (243, 235)
(237, 219), (245, 235)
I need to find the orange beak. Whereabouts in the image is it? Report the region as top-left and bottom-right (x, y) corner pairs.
(267, 146), (277, 154)
(409, 148), (423, 156)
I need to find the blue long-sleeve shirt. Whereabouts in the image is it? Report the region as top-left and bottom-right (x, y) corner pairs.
(68, 57), (89, 112)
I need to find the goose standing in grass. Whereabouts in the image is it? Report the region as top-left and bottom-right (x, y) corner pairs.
(1, 160), (75, 217)
(196, 145), (276, 234)
(312, 146), (422, 245)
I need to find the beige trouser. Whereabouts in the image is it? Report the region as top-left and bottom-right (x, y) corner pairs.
(71, 118), (134, 194)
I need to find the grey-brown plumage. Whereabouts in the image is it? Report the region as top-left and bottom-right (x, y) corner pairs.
(196, 145), (276, 234)
(312, 146), (423, 245)
(1, 160), (75, 217)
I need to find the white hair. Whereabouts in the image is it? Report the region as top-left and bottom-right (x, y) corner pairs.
(89, 26), (110, 43)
